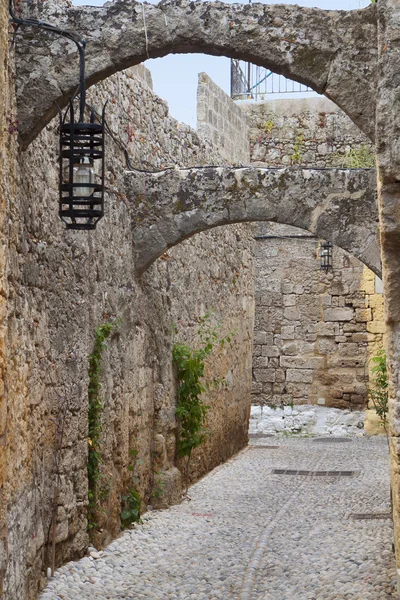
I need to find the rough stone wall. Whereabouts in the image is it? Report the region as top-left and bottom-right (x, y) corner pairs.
(244, 97), (382, 409)
(197, 72), (250, 164)
(242, 96), (372, 167)
(361, 267), (385, 362)
(2, 66), (254, 600)
(252, 222), (383, 409)
(0, 1), (16, 595)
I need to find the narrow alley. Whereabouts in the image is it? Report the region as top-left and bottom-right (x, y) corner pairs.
(40, 435), (396, 600)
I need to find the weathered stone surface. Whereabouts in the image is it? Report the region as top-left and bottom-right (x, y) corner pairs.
(324, 307), (354, 322)
(243, 97), (372, 169)
(197, 72), (250, 164)
(286, 369), (313, 383)
(127, 166), (380, 275)
(0, 6), (11, 599)
(0, 66), (255, 599)
(13, 0), (377, 147)
(252, 221), (383, 409)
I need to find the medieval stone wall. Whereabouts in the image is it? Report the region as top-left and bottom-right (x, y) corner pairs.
(0, 0), (14, 595)
(197, 72), (250, 164)
(1, 65), (254, 600)
(245, 97), (383, 409)
(241, 96), (372, 167)
(252, 222), (383, 409)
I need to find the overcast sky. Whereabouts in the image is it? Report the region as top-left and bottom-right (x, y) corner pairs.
(73, 0), (371, 127)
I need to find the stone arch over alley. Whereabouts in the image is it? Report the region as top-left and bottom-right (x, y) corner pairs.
(127, 166), (380, 276)
(15, 1), (377, 146)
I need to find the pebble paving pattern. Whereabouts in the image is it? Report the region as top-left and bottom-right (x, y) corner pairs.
(40, 436), (397, 600)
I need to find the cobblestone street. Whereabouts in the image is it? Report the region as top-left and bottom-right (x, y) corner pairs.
(40, 436), (396, 600)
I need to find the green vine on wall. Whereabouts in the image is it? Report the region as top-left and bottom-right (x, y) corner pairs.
(87, 321), (117, 536)
(368, 349), (388, 429)
(172, 313), (234, 494)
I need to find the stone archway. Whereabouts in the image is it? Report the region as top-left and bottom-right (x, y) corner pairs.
(14, 0), (377, 147)
(126, 165), (380, 276)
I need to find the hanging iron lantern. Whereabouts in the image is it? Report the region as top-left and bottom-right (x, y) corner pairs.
(59, 104), (106, 230)
(9, 0), (106, 230)
(58, 35), (106, 230)
(320, 240), (333, 273)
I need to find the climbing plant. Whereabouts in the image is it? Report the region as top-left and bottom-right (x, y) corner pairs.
(367, 349), (388, 429)
(172, 313), (234, 494)
(87, 320), (118, 536)
(291, 133), (304, 164)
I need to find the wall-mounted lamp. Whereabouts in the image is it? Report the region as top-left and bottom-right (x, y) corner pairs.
(9, 0), (106, 230)
(320, 240), (333, 273)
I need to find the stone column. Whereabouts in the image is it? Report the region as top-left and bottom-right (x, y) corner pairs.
(376, 0), (400, 585)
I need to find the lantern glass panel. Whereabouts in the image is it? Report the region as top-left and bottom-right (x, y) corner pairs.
(73, 157), (95, 198)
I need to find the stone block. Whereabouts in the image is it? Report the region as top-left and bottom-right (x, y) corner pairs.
(350, 394), (366, 405)
(364, 409), (386, 436)
(349, 296), (367, 308)
(281, 325), (295, 339)
(253, 356), (269, 368)
(273, 382), (286, 394)
(282, 282), (294, 294)
(253, 345), (262, 357)
(323, 307), (354, 322)
(283, 294), (296, 306)
(320, 293), (331, 307)
(338, 342), (360, 356)
(283, 306), (301, 321)
(297, 341), (316, 353)
(280, 356), (324, 369)
(367, 320), (386, 334)
(286, 382), (310, 398)
(275, 369), (286, 383)
(254, 331), (269, 345)
(286, 369), (313, 383)
(281, 342), (299, 355)
(327, 357), (365, 369)
(293, 284), (304, 294)
(316, 322), (339, 336)
(152, 468), (182, 509)
(252, 381), (263, 394)
(253, 368), (276, 383)
(261, 346), (279, 357)
(316, 338), (336, 354)
(355, 308), (372, 322)
(343, 323), (365, 332)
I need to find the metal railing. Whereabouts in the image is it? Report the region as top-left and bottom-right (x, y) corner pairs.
(230, 59), (313, 100)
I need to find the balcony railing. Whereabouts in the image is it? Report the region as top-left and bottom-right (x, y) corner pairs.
(230, 59), (313, 100)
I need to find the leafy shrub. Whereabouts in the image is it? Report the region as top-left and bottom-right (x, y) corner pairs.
(368, 349), (388, 429)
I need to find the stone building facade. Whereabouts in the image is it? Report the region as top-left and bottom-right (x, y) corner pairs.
(0, 57), (255, 600)
(252, 222), (384, 409)
(242, 97), (384, 409)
